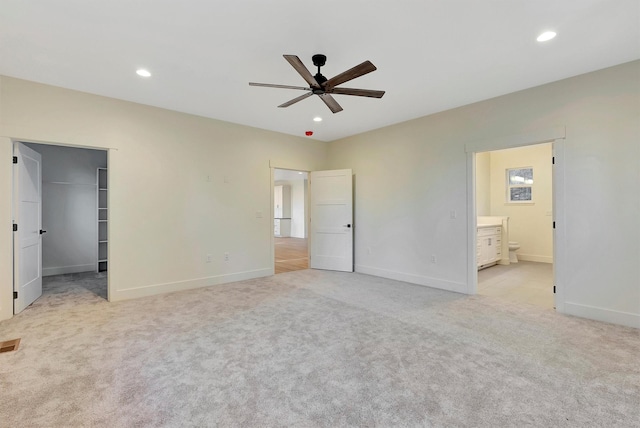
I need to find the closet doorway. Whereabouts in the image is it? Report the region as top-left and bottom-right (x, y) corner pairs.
(274, 168), (309, 274)
(14, 142), (108, 313)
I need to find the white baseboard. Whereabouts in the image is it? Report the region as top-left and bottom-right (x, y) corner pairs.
(517, 254), (553, 263)
(43, 264), (96, 277)
(355, 264), (467, 294)
(563, 302), (640, 329)
(110, 268), (273, 301)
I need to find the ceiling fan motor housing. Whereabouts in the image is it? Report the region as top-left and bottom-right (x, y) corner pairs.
(312, 54), (327, 67)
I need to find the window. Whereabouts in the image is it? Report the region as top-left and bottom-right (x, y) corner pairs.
(506, 167), (533, 202)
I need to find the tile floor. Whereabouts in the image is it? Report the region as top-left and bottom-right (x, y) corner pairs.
(478, 260), (554, 310)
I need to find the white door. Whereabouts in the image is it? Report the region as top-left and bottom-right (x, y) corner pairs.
(13, 142), (43, 313)
(310, 169), (353, 272)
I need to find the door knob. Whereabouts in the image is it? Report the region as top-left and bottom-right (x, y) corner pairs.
(39, 230), (47, 235)
(343, 224), (351, 228)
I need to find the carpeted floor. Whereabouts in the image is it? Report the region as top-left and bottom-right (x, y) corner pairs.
(0, 270), (638, 427)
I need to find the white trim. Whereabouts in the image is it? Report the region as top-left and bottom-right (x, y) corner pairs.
(43, 264), (96, 277)
(466, 151), (477, 294)
(516, 254), (553, 264)
(270, 167), (276, 275)
(564, 302), (640, 329)
(552, 141), (566, 312)
(356, 264), (467, 294)
(0, 137), (14, 321)
(110, 268), (273, 301)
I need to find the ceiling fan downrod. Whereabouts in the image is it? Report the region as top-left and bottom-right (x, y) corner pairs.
(312, 54), (328, 85)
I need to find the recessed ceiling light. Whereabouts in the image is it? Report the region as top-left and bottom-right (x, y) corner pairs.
(313, 116), (322, 122)
(537, 31), (556, 42)
(298, 172), (303, 175)
(136, 69), (151, 77)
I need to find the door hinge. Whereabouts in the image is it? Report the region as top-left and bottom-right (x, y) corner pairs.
(552, 156), (555, 165)
(12, 156), (17, 164)
(553, 221), (556, 229)
(13, 291), (18, 299)
(553, 285), (556, 294)
(12, 224), (17, 232)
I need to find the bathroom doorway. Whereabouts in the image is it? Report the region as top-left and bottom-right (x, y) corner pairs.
(474, 142), (555, 310)
(273, 168), (309, 274)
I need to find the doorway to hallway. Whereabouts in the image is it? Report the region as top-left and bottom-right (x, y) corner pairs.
(274, 168), (308, 274)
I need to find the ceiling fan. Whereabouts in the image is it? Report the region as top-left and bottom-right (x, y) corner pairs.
(249, 54), (385, 113)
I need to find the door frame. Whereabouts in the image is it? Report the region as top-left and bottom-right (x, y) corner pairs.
(4, 137), (112, 316)
(464, 127), (566, 313)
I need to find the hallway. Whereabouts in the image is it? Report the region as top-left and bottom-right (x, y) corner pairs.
(275, 237), (308, 274)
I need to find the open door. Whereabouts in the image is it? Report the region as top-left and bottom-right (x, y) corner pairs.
(13, 142), (43, 313)
(309, 169), (353, 272)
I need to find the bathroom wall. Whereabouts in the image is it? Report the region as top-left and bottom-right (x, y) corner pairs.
(488, 143), (553, 263)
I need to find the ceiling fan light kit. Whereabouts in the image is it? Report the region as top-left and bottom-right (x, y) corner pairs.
(249, 54), (385, 113)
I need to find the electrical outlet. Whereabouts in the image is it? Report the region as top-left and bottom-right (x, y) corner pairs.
(206, 254), (212, 263)
(224, 252), (229, 262)
(367, 247), (372, 255)
(431, 254), (437, 263)
(256, 211), (263, 218)
(450, 210), (457, 219)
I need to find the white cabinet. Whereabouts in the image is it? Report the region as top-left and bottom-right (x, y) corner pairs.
(477, 226), (502, 269)
(97, 168), (108, 272)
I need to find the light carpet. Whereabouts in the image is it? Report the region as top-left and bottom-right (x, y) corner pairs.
(0, 270), (638, 427)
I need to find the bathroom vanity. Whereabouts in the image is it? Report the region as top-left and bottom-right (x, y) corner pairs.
(477, 223), (502, 269)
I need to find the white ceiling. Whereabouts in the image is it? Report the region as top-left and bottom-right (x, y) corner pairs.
(1, 1), (638, 142)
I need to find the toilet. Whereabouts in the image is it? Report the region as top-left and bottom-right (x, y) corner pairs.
(508, 241), (520, 263)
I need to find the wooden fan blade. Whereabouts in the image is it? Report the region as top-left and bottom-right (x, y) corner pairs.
(330, 87), (385, 98)
(319, 94), (343, 113)
(324, 60), (377, 89)
(283, 55), (321, 89)
(249, 82), (310, 91)
(278, 92), (314, 108)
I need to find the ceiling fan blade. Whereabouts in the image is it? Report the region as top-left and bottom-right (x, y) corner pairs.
(278, 92), (314, 108)
(283, 55), (321, 89)
(319, 94), (343, 113)
(324, 60), (377, 89)
(249, 82), (310, 91)
(330, 87), (385, 98)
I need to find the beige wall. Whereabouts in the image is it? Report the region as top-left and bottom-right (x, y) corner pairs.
(0, 76), (328, 320)
(328, 61), (640, 327)
(2, 61), (639, 328)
